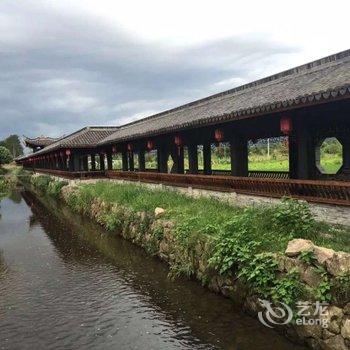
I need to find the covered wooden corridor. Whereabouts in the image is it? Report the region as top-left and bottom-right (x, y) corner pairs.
(17, 49), (350, 206)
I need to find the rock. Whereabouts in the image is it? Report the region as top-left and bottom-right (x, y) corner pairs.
(322, 306), (343, 334)
(306, 337), (321, 350)
(285, 239), (314, 257)
(284, 256), (306, 273)
(341, 317), (350, 340)
(322, 329), (336, 340)
(325, 252), (350, 276)
(314, 246), (335, 265)
(301, 267), (323, 288)
(344, 303), (350, 315)
(154, 207), (166, 217)
(320, 335), (348, 350)
(296, 323), (322, 339)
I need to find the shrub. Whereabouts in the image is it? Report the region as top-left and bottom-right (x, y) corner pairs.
(0, 146), (12, 165)
(47, 180), (68, 198)
(271, 197), (315, 238)
(31, 175), (52, 192)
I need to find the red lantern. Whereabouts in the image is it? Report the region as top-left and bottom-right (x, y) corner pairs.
(127, 143), (133, 152)
(147, 140), (154, 151)
(65, 149), (71, 156)
(280, 117), (292, 135)
(174, 135), (183, 156)
(214, 129), (224, 143)
(174, 135), (183, 147)
(112, 146), (117, 154)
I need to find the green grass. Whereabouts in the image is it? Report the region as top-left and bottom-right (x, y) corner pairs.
(78, 181), (242, 229)
(75, 181), (350, 253)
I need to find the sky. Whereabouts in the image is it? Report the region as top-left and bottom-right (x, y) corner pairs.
(0, 0), (349, 140)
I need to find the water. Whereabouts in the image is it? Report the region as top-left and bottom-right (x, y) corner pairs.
(0, 190), (306, 350)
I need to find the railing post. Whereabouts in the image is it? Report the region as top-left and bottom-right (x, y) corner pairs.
(230, 136), (248, 176)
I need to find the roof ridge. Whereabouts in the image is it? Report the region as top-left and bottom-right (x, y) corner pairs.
(119, 48), (350, 128)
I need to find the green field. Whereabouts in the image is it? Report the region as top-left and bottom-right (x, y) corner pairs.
(110, 139), (343, 174)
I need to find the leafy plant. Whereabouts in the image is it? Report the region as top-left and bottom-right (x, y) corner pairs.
(271, 198), (315, 238)
(298, 250), (317, 265)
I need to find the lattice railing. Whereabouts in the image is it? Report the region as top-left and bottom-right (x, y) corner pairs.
(32, 168), (105, 179)
(106, 170), (350, 206)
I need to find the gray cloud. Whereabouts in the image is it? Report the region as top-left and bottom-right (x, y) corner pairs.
(0, 0), (299, 140)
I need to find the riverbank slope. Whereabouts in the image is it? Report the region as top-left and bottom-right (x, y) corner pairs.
(24, 172), (350, 349)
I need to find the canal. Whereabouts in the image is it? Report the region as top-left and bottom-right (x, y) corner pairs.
(0, 190), (306, 350)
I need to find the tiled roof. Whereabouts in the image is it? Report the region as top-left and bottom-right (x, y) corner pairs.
(29, 126), (119, 156)
(24, 136), (58, 147)
(100, 49), (350, 145)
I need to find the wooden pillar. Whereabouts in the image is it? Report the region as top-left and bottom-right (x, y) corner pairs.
(68, 153), (76, 172)
(188, 143), (198, 174)
(138, 148), (145, 172)
(288, 135), (298, 179)
(106, 152), (113, 170)
(173, 147), (185, 174)
(340, 136), (350, 176)
(91, 154), (96, 171)
(203, 142), (212, 175)
(230, 136), (248, 177)
(128, 152), (134, 171)
(82, 155), (89, 171)
(122, 150), (128, 171)
(290, 129), (316, 179)
(62, 155), (67, 171)
(99, 154), (105, 171)
(157, 147), (168, 173)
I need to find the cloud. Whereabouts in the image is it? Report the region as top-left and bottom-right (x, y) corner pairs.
(0, 0), (348, 141)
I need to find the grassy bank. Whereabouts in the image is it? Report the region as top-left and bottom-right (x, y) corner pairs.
(67, 180), (350, 253)
(0, 165), (23, 196)
(26, 174), (350, 310)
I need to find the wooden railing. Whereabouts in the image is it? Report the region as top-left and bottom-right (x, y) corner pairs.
(26, 167), (350, 206)
(248, 170), (290, 179)
(106, 170), (350, 206)
(31, 168), (105, 179)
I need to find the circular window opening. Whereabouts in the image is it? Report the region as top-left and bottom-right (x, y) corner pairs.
(316, 137), (343, 174)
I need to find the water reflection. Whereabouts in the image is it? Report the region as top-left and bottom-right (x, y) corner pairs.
(0, 191), (306, 350)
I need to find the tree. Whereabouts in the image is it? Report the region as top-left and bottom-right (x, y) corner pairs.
(0, 146), (13, 165)
(0, 135), (23, 157)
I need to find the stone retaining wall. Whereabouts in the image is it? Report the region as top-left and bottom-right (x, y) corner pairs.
(33, 173), (350, 349)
